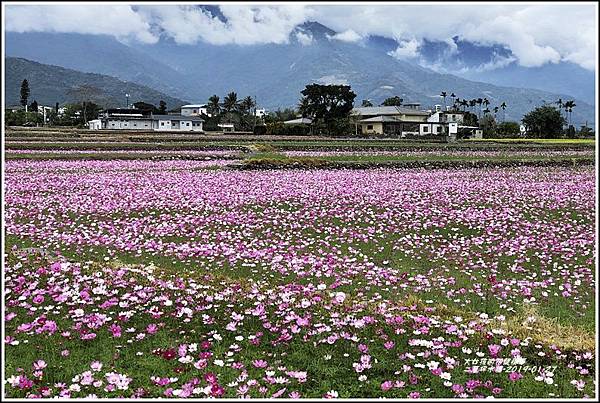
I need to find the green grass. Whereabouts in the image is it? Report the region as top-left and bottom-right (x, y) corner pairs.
(465, 138), (595, 145)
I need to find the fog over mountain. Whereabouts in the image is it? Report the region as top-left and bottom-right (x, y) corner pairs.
(5, 19), (595, 127)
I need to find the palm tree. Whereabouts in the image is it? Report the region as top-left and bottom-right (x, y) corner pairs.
(493, 106), (499, 119)
(476, 98), (483, 118)
(556, 98), (563, 118)
(469, 99), (476, 113)
(460, 99), (468, 112)
(240, 96), (255, 115)
(223, 92), (239, 113)
(500, 102), (507, 122)
(207, 95), (221, 116)
(440, 91), (447, 109)
(564, 100), (576, 126)
(450, 92), (456, 107)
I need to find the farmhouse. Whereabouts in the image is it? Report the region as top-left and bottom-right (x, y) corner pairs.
(88, 108), (204, 132)
(353, 105), (481, 138)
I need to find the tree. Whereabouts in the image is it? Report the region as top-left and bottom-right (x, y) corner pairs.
(496, 121), (521, 137)
(361, 99), (373, 107)
(500, 102), (507, 122)
(207, 95), (221, 116)
(20, 79), (30, 108)
(564, 100), (576, 126)
(476, 98), (483, 118)
(55, 102), (59, 114)
(264, 108), (296, 124)
(381, 96), (403, 106)
(158, 100), (167, 114)
(521, 105), (566, 138)
(30, 100), (38, 113)
(66, 85), (103, 124)
(239, 96), (255, 114)
(450, 92), (456, 107)
(134, 101), (159, 114)
(440, 91), (447, 109)
(479, 114), (497, 138)
(463, 111), (479, 127)
(298, 83), (356, 135)
(223, 92), (239, 113)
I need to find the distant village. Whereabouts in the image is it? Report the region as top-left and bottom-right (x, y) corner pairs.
(7, 80), (591, 139)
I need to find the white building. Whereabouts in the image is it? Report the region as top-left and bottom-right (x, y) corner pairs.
(181, 104), (210, 117)
(92, 109), (204, 132)
(255, 108), (267, 118)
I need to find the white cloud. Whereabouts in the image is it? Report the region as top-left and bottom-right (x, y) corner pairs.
(135, 5), (313, 45)
(295, 31), (313, 46)
(4, 3), (597, 70)
(5, 5), (157, 43)
(313, 4), (597, 71)
(388, 38), (420, 59)
(328, 29), (362, 43)
(317, 75), (349, 85)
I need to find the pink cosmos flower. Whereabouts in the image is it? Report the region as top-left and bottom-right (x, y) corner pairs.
(381, 380), (393, 391)
(509, 372), (523, 382)
(488, 344), (502, 357)
(253, 359), (268, 368)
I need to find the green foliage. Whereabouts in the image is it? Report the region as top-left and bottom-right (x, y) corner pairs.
(4, 110), (43, 126)
(361, 99), (373, 107)
(133, 101), (159, 114)
(578, 126), (595, 138)
(380, 96), (403, 106)
(253, 125), (267, 136)
(20, 79), (30, 107)
(522, 105), (566, 138)
(479, 115), (497, 138)
(207, 95), (221, 116)
(266, 122), (311, 136)
(463, 112), (479, 127)
(52, 103), (102, 127)
(496, 121), (521, 137)
(298, 83), (356, 135)
(29, 100), (38, 113)
(264, 108), (297, 123)
(159, 100), (167, 114)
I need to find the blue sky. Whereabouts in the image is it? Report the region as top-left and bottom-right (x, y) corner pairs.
(4, 2), (597, 71)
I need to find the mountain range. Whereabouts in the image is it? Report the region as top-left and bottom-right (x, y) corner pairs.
(5, 57), (186, 108)
(5, 22), (595, 127)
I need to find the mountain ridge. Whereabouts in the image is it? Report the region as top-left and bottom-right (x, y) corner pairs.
(4, 57), (187, 108)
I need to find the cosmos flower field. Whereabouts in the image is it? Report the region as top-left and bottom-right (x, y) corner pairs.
(3, 157), (596, 398)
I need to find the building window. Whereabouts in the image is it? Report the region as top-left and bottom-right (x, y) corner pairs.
(423, 126), (429, 133)
(193, 110), (197, 113)
(186, 122), (190, 126)
(133, 123), (137, 127)
(161, 122), (165, 126)
(367, 125), (373, 130)
(437, 126), (442, 133)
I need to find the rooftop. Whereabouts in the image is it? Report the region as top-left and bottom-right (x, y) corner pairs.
(181, 104), (207, 108)
(352, 106), (430, 116)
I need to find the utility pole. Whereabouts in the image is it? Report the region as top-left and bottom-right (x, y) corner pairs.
(126, 93), (130, 109)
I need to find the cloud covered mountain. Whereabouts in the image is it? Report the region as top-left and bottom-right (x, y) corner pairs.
(5, 21), (595, 127)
